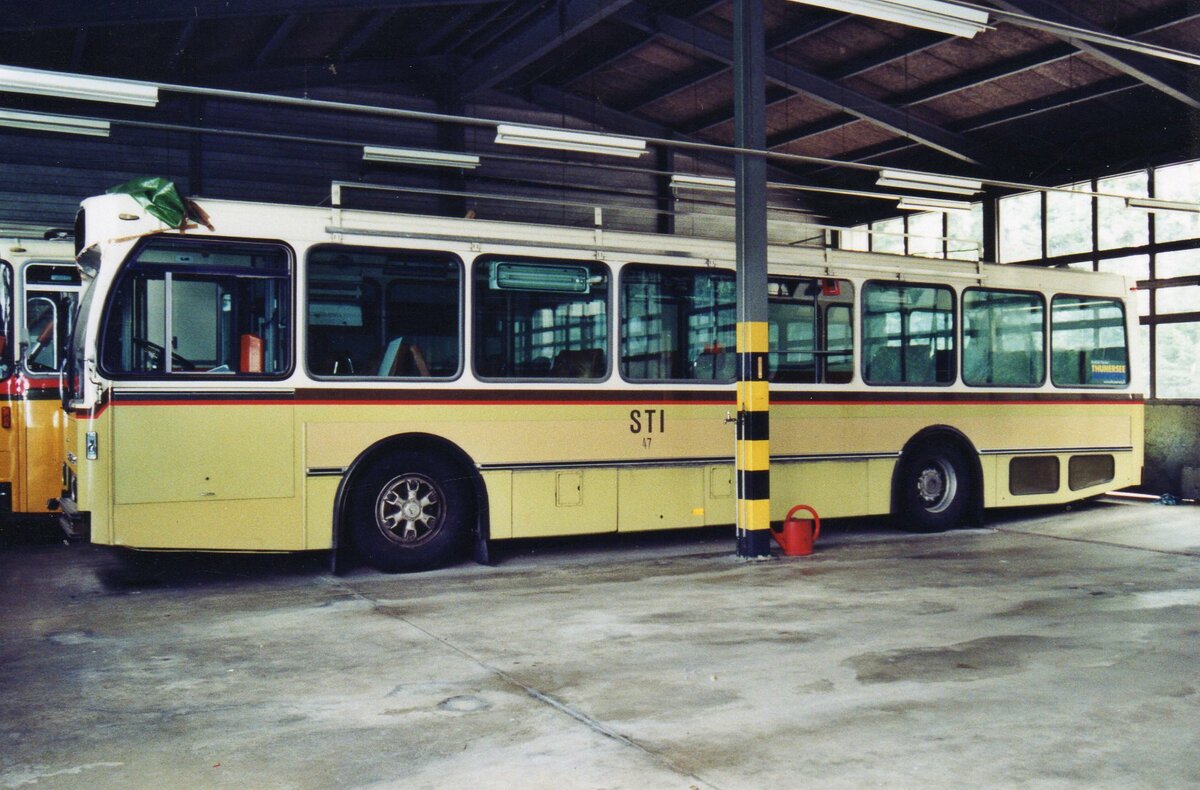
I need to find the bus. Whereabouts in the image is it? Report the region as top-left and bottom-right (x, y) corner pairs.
(0, 237), (81, 520)
(58, 192), (1142, 571)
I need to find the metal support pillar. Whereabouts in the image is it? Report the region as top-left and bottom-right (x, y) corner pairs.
(437, 89), (469, 218)
(733, 0), (771, 558)
(656, 146), (676, 235)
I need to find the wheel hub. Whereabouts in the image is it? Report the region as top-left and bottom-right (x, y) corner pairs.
(376, 473), (443, 546)
(917, 467), (945, 503)
(914, 457), (958, 514)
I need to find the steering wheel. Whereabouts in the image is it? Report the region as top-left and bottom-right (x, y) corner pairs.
(132, 338), (196, 371)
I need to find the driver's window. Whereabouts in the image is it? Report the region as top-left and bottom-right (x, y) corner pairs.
(24, 296), (59, 372)
(100, 240), (291, 377)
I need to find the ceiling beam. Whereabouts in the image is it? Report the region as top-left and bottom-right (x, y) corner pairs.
(253, 15), (301, 68)
(457, 0), (637, 93)
(69, 28), (89, 71)
(764, 2), (1200, 152)
(165, 19), (199, 72)
(526, 83), (808, 187)
(618, 6), (984, 165)
(990, 0), (1200, 110)
(0, 0), (502, 31)
(618, 10), (848, 116)
(196, 56), (460, 94)
(338, 9), (396, 60)
(821, 77), (1149, 176)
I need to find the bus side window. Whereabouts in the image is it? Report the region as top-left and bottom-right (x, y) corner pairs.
(1050, 295), (1128, 387)
(768, 278), (854, 385)
(306, 246), (461, 379)
(862, 282), (955, 386)
(620, 264), (735, 383)
(476, 258), (610, 381)
(962, 289), (1045, 387)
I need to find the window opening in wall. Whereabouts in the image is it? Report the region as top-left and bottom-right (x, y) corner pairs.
(1046, 182), (1093, 258)
(1153, 161), (1200, 243)
(1097, 171), (1149, 251)
(999, 191), (1042, 263)
(946, 204), (983, 261)
(906, 212), (944, 259)
(1155, 322), (1200, 398)
(870, 217), (906, 255)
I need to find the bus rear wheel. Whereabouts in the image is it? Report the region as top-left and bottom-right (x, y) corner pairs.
(897, 442), (972, 533)
(348, 450), (473, 573)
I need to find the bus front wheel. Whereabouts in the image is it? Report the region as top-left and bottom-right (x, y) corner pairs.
(348, 450), (473, 573)
(897, 442), (972, 533)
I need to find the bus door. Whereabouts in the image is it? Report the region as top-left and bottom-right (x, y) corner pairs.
(0, 262), (13, 513)
(20, 263), (82, 513)
(99, 239), (299, 550)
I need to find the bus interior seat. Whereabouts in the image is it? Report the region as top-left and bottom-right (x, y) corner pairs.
(905, 343), (935, 383)
(378, 337), (431, 377)
(1052, 349), (1085, 385)
(992, 351), (1036, 385)
(933, 348), (953, 382)
(551, 348), (604, 378)
(866, 345), (901, 383)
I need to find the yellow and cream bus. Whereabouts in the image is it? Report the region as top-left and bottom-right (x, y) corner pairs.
(58, 192), (1142, 571)
(0, 238), (81, 520)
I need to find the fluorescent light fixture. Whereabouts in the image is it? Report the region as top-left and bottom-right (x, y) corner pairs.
(494, 123), (646, 158)
(0, 108), (109, 137)
(362, 145), (480, 169)
(670, 174), (736, 191)
(787, 0), (990, 38)
(877, 168), (983, 196)
(1124, 196), (1200, 214)
(897, 196), (973, 213)
(0, 65), (158, 107)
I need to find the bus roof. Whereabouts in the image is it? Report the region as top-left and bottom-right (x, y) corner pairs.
(77, 192), (1133, 298)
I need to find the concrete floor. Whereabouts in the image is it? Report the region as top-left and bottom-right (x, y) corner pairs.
(2, 500), (1199, 789)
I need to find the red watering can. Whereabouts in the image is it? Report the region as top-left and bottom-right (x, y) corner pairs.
(772, 504), (820, 556)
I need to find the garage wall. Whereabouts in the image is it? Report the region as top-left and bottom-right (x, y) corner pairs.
(1143, 402), (1200, 497)
(0, 86), (814, 237)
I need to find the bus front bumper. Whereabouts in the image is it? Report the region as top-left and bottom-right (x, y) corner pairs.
(56, 496), (90, 541)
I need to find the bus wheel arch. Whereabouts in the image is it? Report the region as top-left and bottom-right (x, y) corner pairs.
(892, 426), (983, 533)
(334, 433), (486, 572)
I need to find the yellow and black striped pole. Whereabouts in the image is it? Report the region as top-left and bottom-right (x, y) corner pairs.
(733, 0), (771, 558)
(736, 321), (771, 557)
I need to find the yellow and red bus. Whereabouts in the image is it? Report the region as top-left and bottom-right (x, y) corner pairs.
(0, 238), (81, 520)
(59, 193), (1142, 571)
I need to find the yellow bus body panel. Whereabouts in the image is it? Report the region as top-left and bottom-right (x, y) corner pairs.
(0, 397), (69, 515)
(84, 396), (1142, 551)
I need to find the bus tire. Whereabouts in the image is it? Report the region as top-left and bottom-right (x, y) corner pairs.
(897, 442), (972, 533)
(348, 450), (473, 573)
